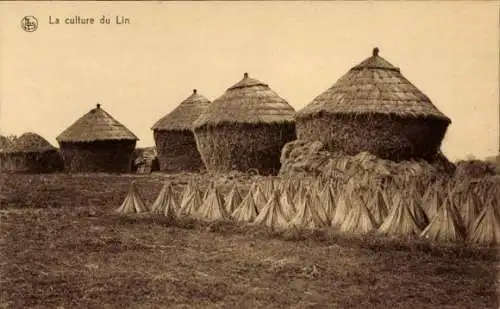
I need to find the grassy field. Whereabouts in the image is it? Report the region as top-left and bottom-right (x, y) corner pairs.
(1, 174), (499, 309)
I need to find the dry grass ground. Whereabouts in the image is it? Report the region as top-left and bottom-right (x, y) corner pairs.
(0, 174), (498, 309)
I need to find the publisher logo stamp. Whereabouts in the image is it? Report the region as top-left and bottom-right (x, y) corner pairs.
(21, 16), (38, 32)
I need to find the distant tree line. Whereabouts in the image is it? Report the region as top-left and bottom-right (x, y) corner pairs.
(6, 135), (18, 143)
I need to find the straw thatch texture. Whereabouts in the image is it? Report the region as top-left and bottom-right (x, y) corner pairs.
(152, 89), (211, 131)
(57, 104), (138, 173)
(151, 181), (179, 216)
(297, 114), (448, 161)
(252, 181), (269, 211)
(0, 132), (63, 173)
(231, 190), (258, 223)
(253, 190), (290, 230)
(296, 48), (451, 161)
(224, 185), (243, 214)
(198, 183), (230, 221)
(57, 104), (138, 143)
(193, 73), (296, 175)
(153, 130), (205, 173)
(179, 183), (203, 216)
(279, 139), (454, 182)
(468, 197), (500, 244)
(59, 140), (136, 173)
(339, 198), (377, 235)
(289, 191), (328, 230)
(420, 196), (465, 243)
(115, 182), (148, 213)
(152, 90), (210, 172)
(377, 191), (423, 237)
(195, 123), (296, 175)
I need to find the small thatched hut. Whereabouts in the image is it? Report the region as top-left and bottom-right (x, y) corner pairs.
(152, 89), (210, 172)
(296, 48), (451, 161)
(193, 73), (296, 175)
(0, 132), (63, 173)
(56, 104), (138, 173)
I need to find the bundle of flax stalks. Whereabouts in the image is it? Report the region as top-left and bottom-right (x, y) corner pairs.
(279, 140), (448, 187)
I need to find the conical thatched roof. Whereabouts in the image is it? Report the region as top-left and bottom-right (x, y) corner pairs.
(0, 135), (11, 151)
(193, 73), (295, 129)
(297, 48), (451, 122)
(57, 104), (138, 143)
(152, 89), (211, 131)
(6, 132), (56, 153)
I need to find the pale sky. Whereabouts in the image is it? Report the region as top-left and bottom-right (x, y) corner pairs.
(0, 1), (498, 161)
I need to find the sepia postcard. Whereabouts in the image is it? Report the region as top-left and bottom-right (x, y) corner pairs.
(0, 1), (499, 309)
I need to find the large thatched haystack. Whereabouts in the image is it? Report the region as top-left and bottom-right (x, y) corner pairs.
(296, 48), (451, 161)
(56, 104), (138, 173)
(152, 89), (211, 172)
(0, 132), (63, 173)
(193, 73), (296, 175)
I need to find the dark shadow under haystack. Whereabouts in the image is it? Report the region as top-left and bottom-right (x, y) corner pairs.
(296, 48), (451, 162)
(193, 73), (296, 175)
(57, 104), (138, 173)
(152, 89), (211, 173)
(0, 132), (63, 173)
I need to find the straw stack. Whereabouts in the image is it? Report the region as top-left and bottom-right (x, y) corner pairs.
(193, 73), (296, 175)
(152, 89), (211, 172)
